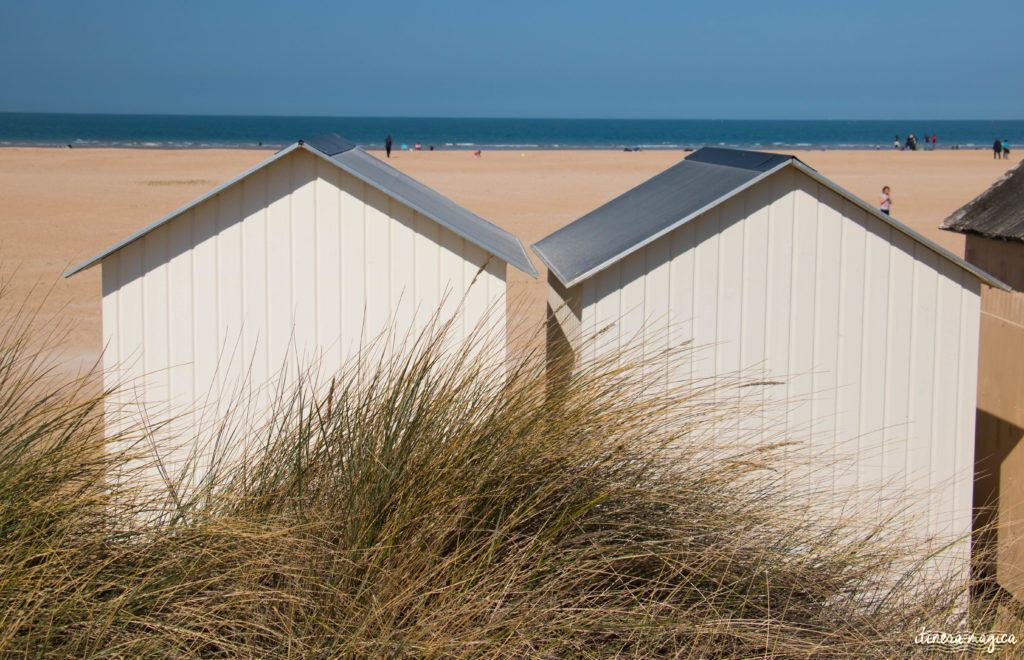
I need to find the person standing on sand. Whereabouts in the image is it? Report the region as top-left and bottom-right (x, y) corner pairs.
(994, 138), (1002, 159)
(385, 135), (393, 159)
(1003, 140), (1011, 159)
(880, 186), (892, 216)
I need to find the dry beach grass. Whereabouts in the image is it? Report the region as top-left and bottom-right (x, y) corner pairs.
(2, 146), (1024, 655)
(0, 293), (1018, 657)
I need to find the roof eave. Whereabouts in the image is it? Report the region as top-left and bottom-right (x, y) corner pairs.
(535, 159), (1010, 293)
(789, 161), (1011, 292)
(64, 140), (539, 280)
(301, 144), (538, 278)
(940, 223), (1024, 244)
(63, 142), (304, 278)
(535, 159), (793, 289)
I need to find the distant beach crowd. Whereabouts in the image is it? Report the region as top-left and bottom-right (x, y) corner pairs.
(892, 134), (938, 150)
(889, 133), (1014, 154)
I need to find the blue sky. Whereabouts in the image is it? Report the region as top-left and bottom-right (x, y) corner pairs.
(0, 0), (1020, 119)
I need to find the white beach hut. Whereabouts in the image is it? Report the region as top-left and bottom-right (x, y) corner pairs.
(66, 133), (537, 478)
(533, 147), (1008, 579)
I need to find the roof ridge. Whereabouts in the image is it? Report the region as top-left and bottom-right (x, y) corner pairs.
(65, 136), (538, 278)
(684, 146), (797, 172)
(301, 133), (357, 157)
(532, 156), (1007, 290)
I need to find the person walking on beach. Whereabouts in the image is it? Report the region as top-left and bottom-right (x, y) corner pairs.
(893, 135), (900, 149)
(385, 135), (393, 159)
(880, 186), (892, 216)
(1003, 140), (1010, 159)
(994, 138), (1002, 159)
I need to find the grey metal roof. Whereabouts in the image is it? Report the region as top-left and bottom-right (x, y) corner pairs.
(304, 138), (537, 277)
(532, 147), (797, 287)
(941, 158), (1024, 242)
(65, 135), (537, 278)
(683, 146), (794, 172)
(533, 146), (1008, 291)
(302, 133), (357, 156)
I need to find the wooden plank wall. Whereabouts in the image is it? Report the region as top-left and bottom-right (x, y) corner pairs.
(562, 167), (981, 580)
(102, 148), (507, 486)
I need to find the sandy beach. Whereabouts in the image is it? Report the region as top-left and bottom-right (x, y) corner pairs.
(0, 146), (1020, 375)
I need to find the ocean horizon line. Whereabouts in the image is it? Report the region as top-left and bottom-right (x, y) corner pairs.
(2, 113), (1022, 151)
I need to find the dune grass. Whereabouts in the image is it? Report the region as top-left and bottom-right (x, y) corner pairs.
(0, 303), (1018, 657)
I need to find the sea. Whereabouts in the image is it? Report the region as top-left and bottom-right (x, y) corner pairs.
(1, 113), (1022, 151)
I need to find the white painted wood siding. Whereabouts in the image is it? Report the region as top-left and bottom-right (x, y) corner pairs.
(102, 149), (506, 479)
(559, 166), (981, 576)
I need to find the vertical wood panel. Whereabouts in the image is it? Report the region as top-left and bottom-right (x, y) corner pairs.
(932, 261), (964, 536)
(667, 220), (696, 388)
(909, 244), (939, 516)
(740, 184), (769, 374)
(811, 187), (842, 499)
(484, 256), (507, 362)
(216, 182), (245, 413)
(414, 211), (441, 329)
(834, 203), (866, 497)
(580, 280), (597, 362)
(764, 175), (795, 449)
(192, 194), (220, 429)
(716, 195), (744, 387)
(693, 207), (720, 383)
(438, 226), (465, 338)
(390, 200), (417, 343)
(101, 255), (122, 436)
(787, 179), (819, 462)
(594, 263), (622, 358)
(644, 230), (671, 384)
(461, 241), (491, 355)
(265, 156), (294, 378)
(117, 239), (145, 396)
(241, 170), (269, 389)
(882, 229), (915, 497)
(167, 209), (195, 436)
(142, 226), (171, 421)
(619, 249), (646, 357)
(339, 173), (366, 355)
(290, 150), (318, 368)
(314, 160), (342, 375)
(740, 184), (770, 439)
(363, 186), (391, 346)
(858, 214), (891, 495)
(954, 281), (981, 555)
(716, 195), (745, 439)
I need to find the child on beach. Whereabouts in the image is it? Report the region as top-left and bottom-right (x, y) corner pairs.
(880, 186), (891, 215)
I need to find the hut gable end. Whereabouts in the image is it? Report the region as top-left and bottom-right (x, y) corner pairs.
(536, 147), (990, 585)
(534, 147), (1004, 291)
(66, 135), (537, 280)
(79, 135), (527, 493)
